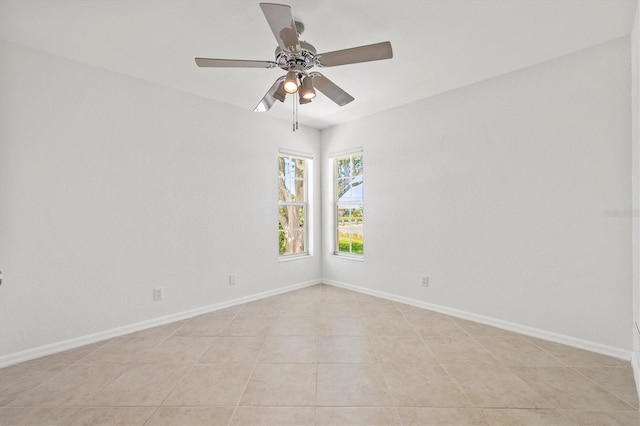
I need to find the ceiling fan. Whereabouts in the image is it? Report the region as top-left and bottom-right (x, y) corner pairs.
(195, 2), (393, 113)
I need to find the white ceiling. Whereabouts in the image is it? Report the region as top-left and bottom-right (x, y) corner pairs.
(0, 0), (637, 129)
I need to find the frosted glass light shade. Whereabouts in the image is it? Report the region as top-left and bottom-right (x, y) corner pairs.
(283, 71), (299, 94)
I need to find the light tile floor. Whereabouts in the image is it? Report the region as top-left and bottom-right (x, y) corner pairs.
(1, 284), (638, 425)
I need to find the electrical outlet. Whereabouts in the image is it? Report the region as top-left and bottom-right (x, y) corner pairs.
(228, 274), (236, 286)
(421, 276), (429, 287)
(153, 287), (163, 301)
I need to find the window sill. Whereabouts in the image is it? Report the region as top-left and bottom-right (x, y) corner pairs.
(279, 253), (312, 263)
(333, 253), (364, 262)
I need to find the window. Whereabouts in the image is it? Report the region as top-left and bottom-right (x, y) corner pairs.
(335, 152), (364, 256)
(278, 154), (309, 257)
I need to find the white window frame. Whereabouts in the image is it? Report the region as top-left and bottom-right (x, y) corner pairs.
(331, 148), (364, 260)
(278, 149), (313, 260)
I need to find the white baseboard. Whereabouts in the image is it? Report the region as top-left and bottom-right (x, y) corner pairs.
(2, 278), (632, 368)
(0, 279), (320, 368)
(323, 279), (632, 361)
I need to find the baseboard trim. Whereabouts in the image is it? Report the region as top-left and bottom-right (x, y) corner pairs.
(323, 279), (632, 361)
(0, 279), (320, 368)
(3, 278), (631, 367)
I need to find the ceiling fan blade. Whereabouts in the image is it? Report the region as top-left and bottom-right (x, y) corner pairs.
(195, 58), (277, 68)
(259, 3), (300, 52)
(254, 76), (286, 112)
(310, 72), (354, 107)
(317, 41), (393, 67)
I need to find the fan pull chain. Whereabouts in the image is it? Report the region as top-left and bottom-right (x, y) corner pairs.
(292, 91), (300, 132)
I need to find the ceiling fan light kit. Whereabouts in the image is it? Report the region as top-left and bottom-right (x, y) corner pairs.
(195, 2), (393, 130)
(283, 69), (300, 94)
(299, 95), (312, 105)
(273, 80), (287, 102)
(300, 75), (316, 100)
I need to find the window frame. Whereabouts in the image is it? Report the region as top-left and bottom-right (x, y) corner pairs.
(278, 150), (312, 260)
(332, 150), (364, 259)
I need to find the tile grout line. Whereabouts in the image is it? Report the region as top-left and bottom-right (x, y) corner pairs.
(361, 299), (403, 425)
(452, 320), (561, 408)
(461, 325), (578, 421)
(568, 365), (639, 411)
(137, 335), (199, 421)
(149, 303), (246, 425)
(509, 335), (638, 414)
(140, 314), (208, 424)
(225, 301), (286, 425)
(90, 314), (227, 421)
(394, 301), (477, 416)
(444, 316), (639, 416)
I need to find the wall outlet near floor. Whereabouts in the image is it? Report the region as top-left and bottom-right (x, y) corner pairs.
(228, 274), (236, 286)
(421, 276), (430, 287)
(153, 287), (163, 301)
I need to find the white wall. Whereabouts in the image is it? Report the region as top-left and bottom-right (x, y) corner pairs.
(631, 1), (640, 386)
(322, 37), (632, 351)
(0, 40), (321, 361)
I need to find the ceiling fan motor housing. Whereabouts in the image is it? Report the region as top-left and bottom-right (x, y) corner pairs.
(275, 40), (317, 72)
